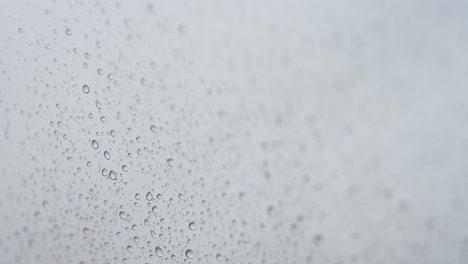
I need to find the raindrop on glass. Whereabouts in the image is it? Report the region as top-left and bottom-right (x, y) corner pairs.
(189, 222), (197, 231)
(146, 192), (153, 201)
(82, 85), (90, 94)
(119, 211), (126, 219)
(109, 170), (116, 180)
(167, 158), (174, 167)
(155, 246), (163, 257)
(185, 249), (194, 259)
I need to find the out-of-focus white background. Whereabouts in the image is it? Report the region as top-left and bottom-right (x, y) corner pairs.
(1, 0), (467, 263)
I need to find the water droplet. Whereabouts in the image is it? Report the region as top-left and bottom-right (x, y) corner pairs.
(83, 227), (90, 234)
(109, 170), (116, 180)
(119, 211), (126, 219)
(82, 85), (90, 94)
(155, 246), (163, 257)
(185, 249), (194, 259)
(95, 100), (102, 109)
(189, 222), (197, 231)
(150, 125), (157, 133)
(91, 140), (99, 149)
(97, 68), (104, 75)
(146, 192), (153, 201)
(122, 165), (128, 172)
(151, 230), (157, 238)
(18, 28), (23, 33)
(127, 245), (133, 252)
(65, 28), (72, 35)
(166, 158), (174, 167)
(104, 151), (111, 160)
(135, 193), (141, 200)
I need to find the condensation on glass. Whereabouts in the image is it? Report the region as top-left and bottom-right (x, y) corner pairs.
(1, 0), (468, 263)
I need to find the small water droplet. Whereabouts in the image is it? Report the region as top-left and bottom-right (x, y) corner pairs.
(95, 100), (102, 109)
(109, 170), (116, 180)
(82, 85), (90, 94)
(65, 28), (72, 35)
(127, 245), (133, 252)
(150, 125), (157, 133)
(18, 28), (23, 33)
(91, 140), (99, 149)
(146, 192), (153, 201)
(119, 211), (126, 219)
(104, 151), (111, 160)
(135, 193), (141, 200)
(155, 246), (163, 257)
(185, 249), (194, 259)
(189, 222), (197, 231)
(167, 158), (174, 167)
